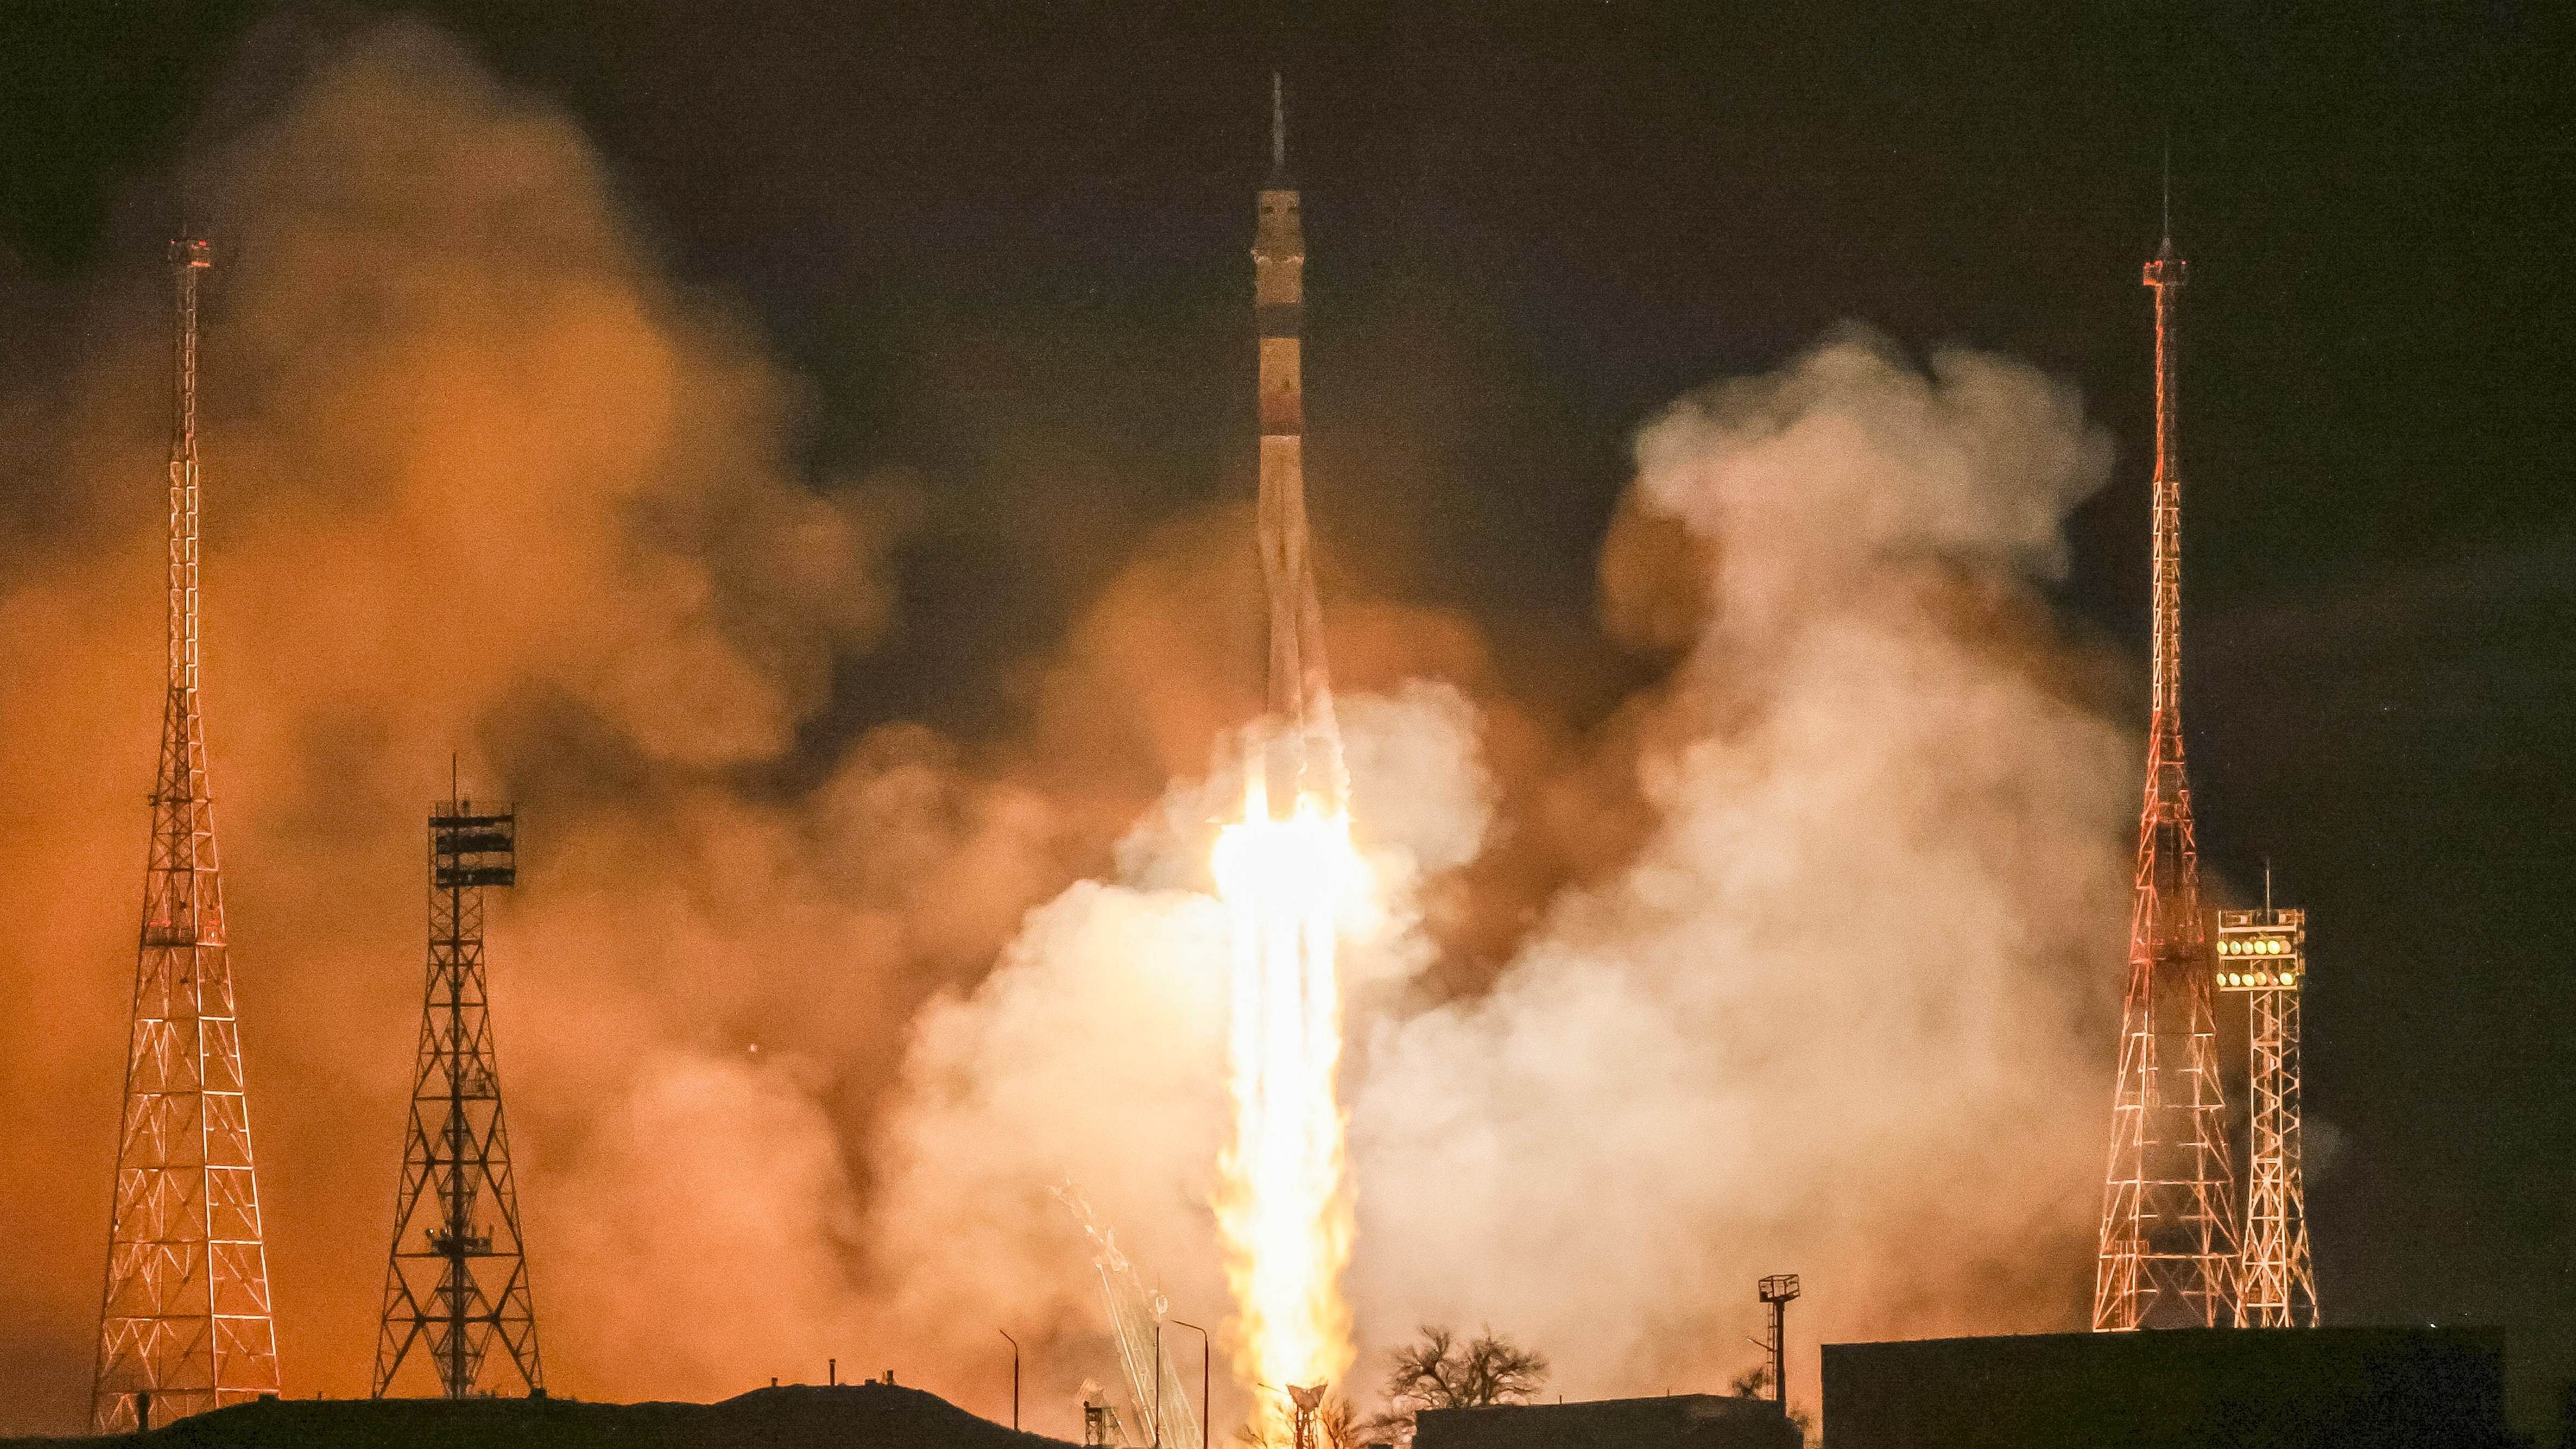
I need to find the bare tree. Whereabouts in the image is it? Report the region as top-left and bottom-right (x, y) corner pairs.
(1368, 1325), (1551, 1444)
(1725, 1361), (1815, 1445)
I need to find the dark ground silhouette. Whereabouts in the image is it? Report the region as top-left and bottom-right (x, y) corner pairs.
(0, 1381), (1075, 1449)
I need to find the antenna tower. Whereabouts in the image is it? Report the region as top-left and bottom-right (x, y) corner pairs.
(2218, 899), (2320, 1326)
(91, 237), (283, 1433)
(372, 787), (544, 1396)
(2093, 222), (2240, 1331)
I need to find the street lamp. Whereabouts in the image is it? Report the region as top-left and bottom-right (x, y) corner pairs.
(999, 1329), (1020, 1432)
(1170, 1319), (1212, 1449)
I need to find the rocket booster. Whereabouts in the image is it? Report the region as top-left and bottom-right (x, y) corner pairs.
(1252, 73), (1346, 816)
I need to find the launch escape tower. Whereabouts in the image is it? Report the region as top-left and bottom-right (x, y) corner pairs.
(372, 791), (544, 1397)
(92, 238), (283, 1434)
(2093, 223), (2241, 1331)
(2217, 894), (2320, 1326)
(1252, 70), (1346, 817)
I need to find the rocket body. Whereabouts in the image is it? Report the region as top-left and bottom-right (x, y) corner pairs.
(1252, 89), (1346, 815)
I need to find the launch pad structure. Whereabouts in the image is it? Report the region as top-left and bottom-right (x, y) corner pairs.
(1059, 1187), (1201, 1449)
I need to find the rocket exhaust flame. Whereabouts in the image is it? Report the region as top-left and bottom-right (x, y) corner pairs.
(1213, 758), (1358, 1444)
(1213, 73), (1357, 1444)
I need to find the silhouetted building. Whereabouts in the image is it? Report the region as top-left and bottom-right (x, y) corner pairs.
(1415, 1395), (1798, 1449)
(1822, 1328), (2509, 1449)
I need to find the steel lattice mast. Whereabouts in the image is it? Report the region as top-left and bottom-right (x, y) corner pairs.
(92, 238), (282, 1434)
(2218, 896), (2320, 1326)
(2093, 222), (2240, 1332)
(372, 791), (543, 1397)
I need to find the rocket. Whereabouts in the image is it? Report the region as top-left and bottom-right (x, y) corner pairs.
(1252, 73), (1347, 816)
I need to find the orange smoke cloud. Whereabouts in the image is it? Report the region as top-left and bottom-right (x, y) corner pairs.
(0, 21), (941, 1426)
(1, 20), (2149, 1444)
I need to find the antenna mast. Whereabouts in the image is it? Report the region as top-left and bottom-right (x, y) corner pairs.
(92, 237), (284, 1433)
(2093, 215), (2241, 1332)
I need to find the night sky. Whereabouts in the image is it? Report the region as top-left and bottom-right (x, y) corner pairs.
(3, 0), (2569, 1431)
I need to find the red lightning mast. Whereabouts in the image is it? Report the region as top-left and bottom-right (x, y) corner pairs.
(91, 239), (282, 1432)
(2093, 203), (2241, 1331)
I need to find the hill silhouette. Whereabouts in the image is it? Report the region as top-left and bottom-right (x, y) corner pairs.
(1, 1381), (1078, 1449)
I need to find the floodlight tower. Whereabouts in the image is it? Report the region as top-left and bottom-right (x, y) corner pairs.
(2093, 216), (2240, 1331)
(372, 788), (544, 1397)
(92, 237), (283, 1434)
(2216, 897), (2320, 1327)
(1757, 1274), (1800, 1407)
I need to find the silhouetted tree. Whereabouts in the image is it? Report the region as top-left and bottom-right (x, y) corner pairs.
(1366, 1325), (1550, 1444)
(1724, 1361), (1816, 1446)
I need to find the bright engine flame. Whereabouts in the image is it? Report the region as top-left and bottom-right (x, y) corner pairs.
(1212, 765), (1360, 1441)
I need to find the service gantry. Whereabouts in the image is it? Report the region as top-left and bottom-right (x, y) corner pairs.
(2217, 893), (2320, 1326)
(91, 237), (284, 1434)
(2092, 220), (2242, 1331)
(371, 789), (544, 1397)
(1057, 1185), (1201, 1449)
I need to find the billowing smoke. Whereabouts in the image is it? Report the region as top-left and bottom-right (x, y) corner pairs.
(864, 334), (2132, 1423)
(0, 20), (1019, 1421)
(0, 20), (2138, 1438)
(1346, 335), (2130, 1401)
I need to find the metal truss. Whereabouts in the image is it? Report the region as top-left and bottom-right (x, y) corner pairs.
(372, 798), (544, 1397)
(2095, 233), (2240, 1332)
(92, 238), (282, 1435)
(2218, 907), (2320, 1327)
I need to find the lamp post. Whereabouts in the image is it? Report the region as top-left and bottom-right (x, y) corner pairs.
(1170, 1319), (1212, 1449)
(999, 1330), (1020, 1432)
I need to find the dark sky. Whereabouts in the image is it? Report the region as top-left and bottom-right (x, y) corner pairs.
(4, 0), (2571, 1427)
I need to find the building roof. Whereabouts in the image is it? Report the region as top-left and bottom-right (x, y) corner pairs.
(1415, 1395), (1797, 1449)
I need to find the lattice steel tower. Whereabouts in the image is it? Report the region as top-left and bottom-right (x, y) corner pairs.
(2217, 895), (2319, 1326)
(92, 238), (282, 1434)
(2093, 220), (2240, 1331)
(372, 790), (543, 1397)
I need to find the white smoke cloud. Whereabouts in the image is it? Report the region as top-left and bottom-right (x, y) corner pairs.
(856, 681), (1497, 1429)
(858, 331), (2134, 1424)
(1346, 331), (2128, 1403)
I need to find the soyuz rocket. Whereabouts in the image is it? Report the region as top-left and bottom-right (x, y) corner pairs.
(1252, 73), (1348, 817)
